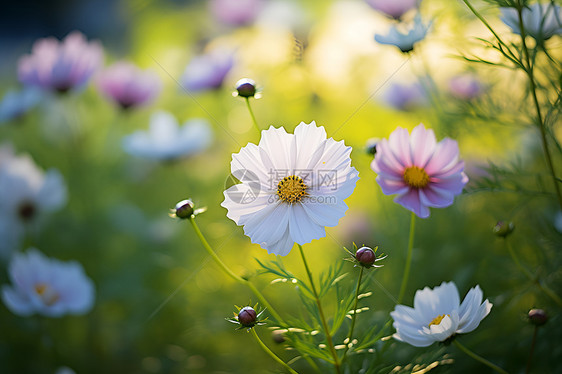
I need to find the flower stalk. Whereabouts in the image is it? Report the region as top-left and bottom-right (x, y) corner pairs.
(188, 217), (284, 323)
(525, 325), (538, 374)
(297, 244), (341, 374)
(514, 0), (562, 211)
(343, 266), (364, 359)
(453, 340), (509, 374)
(397, 212), (416, 304)
(245, 97), (261, 134)
(251, 328), (300, 374)
(504, 238), (562, 307)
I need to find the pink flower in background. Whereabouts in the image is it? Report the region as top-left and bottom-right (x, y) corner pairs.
(448, 74), (484, 100)
(97, 62), (162, 109)
(365, 0), (420, 19)
(209, 0), (264, 26)
(371, 124), (468, 218)
(180, 50), (234, 92)
(18, 31), (103, 93)
(2, 249), (95, 317)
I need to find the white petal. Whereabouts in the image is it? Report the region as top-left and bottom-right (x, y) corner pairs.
(288, 203), (326, 245)
(1, 286), (34, 316)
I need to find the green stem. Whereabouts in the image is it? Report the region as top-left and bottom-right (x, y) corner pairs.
(251, 328), (300, 374)
(525, 325), (538, 374)
(343, 266), (364, 359)
(454, 340), (509, 374)
(188, 218), (284, 323)
(297, 244), (341, 374)
(504, 238), (562, 307)
(397, 212), (416, 304)
(514, 1), (562, 210)
(245, 97), (261, 134)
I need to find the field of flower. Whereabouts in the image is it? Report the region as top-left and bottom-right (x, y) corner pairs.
(0, 0), (561, 373)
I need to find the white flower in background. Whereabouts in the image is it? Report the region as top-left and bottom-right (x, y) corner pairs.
(0, 88), (42, 124)
(122, 111), (213, 161)
(0, 145), (67, 259)
(365, 0), (420, 20)
(501, 3), (562, 42)
(375, 14), (430, 53)
(2, 249), (95, 317)
(221, 121), (359, 256)
(391, 282), (492, 347)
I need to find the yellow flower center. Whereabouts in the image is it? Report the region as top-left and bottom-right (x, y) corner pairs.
(403, 166), (429, 188)
(35, 283), (59, 306)
(428, 314), (449, 327)
(277, 175), (308, 204)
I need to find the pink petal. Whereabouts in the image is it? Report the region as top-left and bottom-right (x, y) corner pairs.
(388, 127), (413, 167)
(409, 124), (437, 168)
(394, 188), (430, 218)
(424, 138), (460, 175)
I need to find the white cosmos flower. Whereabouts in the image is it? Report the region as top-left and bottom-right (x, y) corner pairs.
(501, 3), (562, 42)
(0, 145), (67, 259)
(221, 121), (359, 256)
(2, 249), (95, 317)
(122, 111), (213, 161)
(391, 282), (492, 347)
(375, 14), (430, 53)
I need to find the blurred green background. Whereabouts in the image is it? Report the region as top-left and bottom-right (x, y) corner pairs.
(1, 0), (561, 373)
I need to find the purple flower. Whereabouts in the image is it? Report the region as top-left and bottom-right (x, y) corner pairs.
(365, 0), (420, 20)
(448, 74), (484, 100)
(209, 0), (264, 27)
(97, 61), (162, 109)
(383, 82), (427, 110)
(371, 124), (468, 218)
(180, 50), (234, 92)
(18, 31), (103, 93)
(2, 249), (95, 317)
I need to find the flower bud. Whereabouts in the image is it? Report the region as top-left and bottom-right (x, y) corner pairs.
(356, 246), (376, 267)
(528, 309), (548, 326)
(493, 221), (514, 237)
(174, 199), (194, 219)
(366, 138), (379, 156)
(272, 330), (286, 344)
(235, 78), (257, 98)
(238, 306), (258, 327)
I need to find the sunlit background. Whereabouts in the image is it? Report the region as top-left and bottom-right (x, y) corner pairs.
(1, 0), (561, 373)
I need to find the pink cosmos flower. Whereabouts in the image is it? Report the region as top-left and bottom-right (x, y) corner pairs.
(448, 74), (484, 100)
(18, 31), (103, 93)
(2, 249), (95, 317)
(180, 50), (234, 93)
(97, 61), (162, 109)
(209, 0), (264, 27)
(371, 124), (468, 218)
(365, 0), (420, 20)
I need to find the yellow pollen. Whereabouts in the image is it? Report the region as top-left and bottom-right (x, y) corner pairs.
(429, 314), (449, 327)
(403, 166), (429, 188)
(34, 283), (59, 306)
(277, 175), (308, 204)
